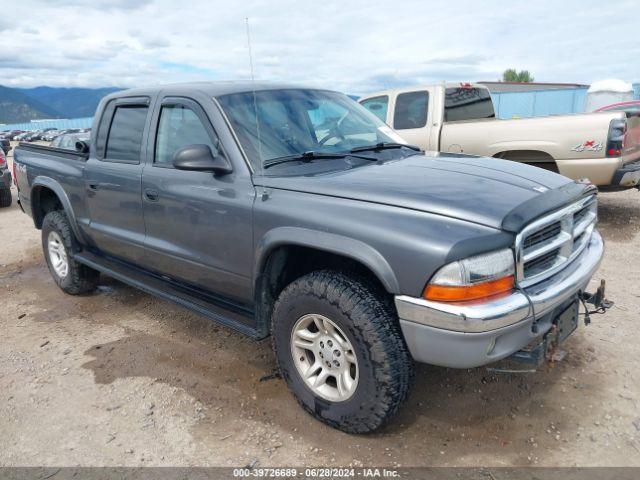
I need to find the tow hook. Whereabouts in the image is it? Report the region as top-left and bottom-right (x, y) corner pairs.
(579, 279), (614, 325)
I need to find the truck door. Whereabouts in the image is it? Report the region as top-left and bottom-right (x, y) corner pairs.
(84, 96), (152, 264)
(140, 95), (254, 305)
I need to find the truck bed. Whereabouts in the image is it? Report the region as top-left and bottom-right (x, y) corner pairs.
(13, 142), (90, 230)
(15, 142), (89, 161)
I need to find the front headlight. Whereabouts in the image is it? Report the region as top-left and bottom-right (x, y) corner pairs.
(423, 248), (515, 302)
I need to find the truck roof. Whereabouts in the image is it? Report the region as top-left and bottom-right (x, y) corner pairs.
(103, 81), (326, 100)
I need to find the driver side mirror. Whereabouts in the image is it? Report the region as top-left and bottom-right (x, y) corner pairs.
(172, 144), (232, 174)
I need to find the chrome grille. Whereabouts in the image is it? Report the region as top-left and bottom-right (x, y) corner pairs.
(523, 222), (561, 249)
(515, 195), (597, 287)
(524, 248), (561, 278)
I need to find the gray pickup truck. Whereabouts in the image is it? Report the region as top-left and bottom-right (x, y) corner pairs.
(13, 83), (609, 433)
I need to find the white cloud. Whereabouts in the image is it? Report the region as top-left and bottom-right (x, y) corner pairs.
(0, 0), (637, 93)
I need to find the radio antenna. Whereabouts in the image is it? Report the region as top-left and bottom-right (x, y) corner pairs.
(245, 17), (264, 178)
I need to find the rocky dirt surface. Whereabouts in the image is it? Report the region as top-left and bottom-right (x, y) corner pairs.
(1, 149), (639, 467)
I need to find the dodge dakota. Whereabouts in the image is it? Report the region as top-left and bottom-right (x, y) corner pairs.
(13, 82), (609, 433)
(360, 82), (640, 189)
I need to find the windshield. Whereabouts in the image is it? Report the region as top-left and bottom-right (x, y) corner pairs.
(217, 89), (407, 170)
(444, 87), (495, 122)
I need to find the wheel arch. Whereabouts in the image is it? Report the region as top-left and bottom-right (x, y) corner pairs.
(31, 177), (85, 243)
(252, 227), (401, 337)
(493, 149), (559, 173)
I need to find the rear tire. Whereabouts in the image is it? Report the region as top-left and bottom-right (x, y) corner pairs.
(42, 210), (99, 294)
(0, 187), (11, 208)
(271, 270), (413, 433)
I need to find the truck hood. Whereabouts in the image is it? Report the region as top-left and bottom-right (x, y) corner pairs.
(257, 152), (592, 232)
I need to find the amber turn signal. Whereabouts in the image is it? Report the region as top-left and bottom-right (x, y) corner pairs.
(423, 275), (515, 302)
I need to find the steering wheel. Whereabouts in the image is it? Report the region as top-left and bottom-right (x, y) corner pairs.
(318, 127), (346, 146)
(318, 111), (350, 146)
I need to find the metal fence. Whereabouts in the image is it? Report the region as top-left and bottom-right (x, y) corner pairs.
(492, 83), (640, 119)
(491, 88), (588, 119)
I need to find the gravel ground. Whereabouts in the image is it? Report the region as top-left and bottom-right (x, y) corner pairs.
(1, 147), (639, 467)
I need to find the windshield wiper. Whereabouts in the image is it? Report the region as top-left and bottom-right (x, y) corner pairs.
(350, 142), (421, 153)
(263, 150), (376, 169)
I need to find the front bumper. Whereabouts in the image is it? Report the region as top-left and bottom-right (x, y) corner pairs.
(395, 229), (604, 368)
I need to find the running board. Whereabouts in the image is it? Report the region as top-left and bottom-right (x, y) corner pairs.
(74, 251), (259, 338)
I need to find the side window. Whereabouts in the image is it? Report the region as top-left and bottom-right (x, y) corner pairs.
(155, 105), (219, 166)
(105, 105), (148, 163)
(360, 96), (389, 122)
(393, 91), (429, 130)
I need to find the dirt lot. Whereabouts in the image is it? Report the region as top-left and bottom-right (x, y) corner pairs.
(1, 147), (639, 467)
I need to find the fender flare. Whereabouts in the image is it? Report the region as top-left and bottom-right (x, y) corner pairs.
(31, 176), (86, 244)
(254, 226), (401, 293)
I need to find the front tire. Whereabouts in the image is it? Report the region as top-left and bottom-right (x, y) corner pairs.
(271, 270), (413, 433)
(42, 210), (99, 294)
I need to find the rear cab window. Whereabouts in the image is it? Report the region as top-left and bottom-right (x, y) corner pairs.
(96, 97), (150, 163)
(105, 106), (148, 163)
(393, 91), (428, 130)
(444, 87), (495, 122)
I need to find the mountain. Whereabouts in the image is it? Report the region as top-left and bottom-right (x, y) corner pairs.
(0, 86), (61, 123)
(0, 85), (120, 124)
(19, 86), (120, 118)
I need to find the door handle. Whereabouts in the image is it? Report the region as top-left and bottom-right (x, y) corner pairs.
(144, 189), (159, 202)
(86, 183), (100, 196)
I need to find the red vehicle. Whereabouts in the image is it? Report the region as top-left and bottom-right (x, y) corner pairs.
(595, 101), (640, 113)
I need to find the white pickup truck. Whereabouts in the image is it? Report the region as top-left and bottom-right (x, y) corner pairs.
(359, 82), (640, 189)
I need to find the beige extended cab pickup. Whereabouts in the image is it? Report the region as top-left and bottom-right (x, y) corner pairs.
(359, 82), (640, 189)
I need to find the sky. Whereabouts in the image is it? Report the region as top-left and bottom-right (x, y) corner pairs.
(1, 0), (638, 94)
